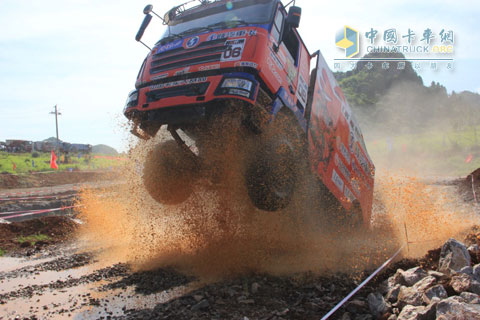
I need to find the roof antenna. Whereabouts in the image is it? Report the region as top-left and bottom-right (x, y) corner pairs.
(284, 0), (296, 7)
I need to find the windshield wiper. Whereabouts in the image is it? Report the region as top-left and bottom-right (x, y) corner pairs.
(157, 33), (183, 46)
(178, 26), (214, 37)
(207, 19), (251, 30)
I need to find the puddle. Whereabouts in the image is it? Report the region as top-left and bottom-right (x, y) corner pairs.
(0, 256), (57, 273)
(0, 263), (106, 294)
(1, 276), (201, 319)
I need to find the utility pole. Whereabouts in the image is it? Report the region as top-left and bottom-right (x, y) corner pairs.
(49, 105), (62, 148)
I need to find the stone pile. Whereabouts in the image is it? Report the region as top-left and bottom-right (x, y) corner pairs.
(366, 238), (480, 320)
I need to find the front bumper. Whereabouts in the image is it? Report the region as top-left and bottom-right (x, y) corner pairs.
(124, 72), (259, 119)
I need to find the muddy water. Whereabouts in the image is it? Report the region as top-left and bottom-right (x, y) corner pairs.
(0, 251), (198, 319)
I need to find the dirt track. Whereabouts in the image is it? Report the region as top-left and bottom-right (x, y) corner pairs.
(0, 172), (479, 319)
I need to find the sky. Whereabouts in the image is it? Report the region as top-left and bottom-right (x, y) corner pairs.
(1, 0), (479, 152)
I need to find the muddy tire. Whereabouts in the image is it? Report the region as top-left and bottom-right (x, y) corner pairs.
(245, 113), (305, 211)
(143, 140), (198, 205)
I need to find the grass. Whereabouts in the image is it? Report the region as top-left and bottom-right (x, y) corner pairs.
(0, 249), (5, 257)
(366, 125), (480, 176)
(17, 234), (51, 245)
(0, 152), (125, 174)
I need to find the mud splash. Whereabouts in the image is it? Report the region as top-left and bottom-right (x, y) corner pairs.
(76, 131), (477, 280)
(374, 172), (477, 257)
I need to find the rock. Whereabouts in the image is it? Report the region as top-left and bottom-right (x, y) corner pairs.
(423, 285), (447, 304)
(388, 270), (405, 288)
(470, 280), (480, 295)
(412, 276), (436, 292)
(367, 292), (391, 317)
(473, 264), (480, 282)
(436, 296), (480, 319)
(191, 299), (209, 311)
(397, 305), (425, 320)
(468, 244), (480, 257)
(386, 284), (401, 303)
(460, 266), (474, 276)
(426, 270), (445, 279)
(450, 273), (473, 294)
(421, 302), (438, 320)
(397, 303), (436, 320)
(251, 282), (260, 294)
(193, 294), (204, 302)
(397, 286), (424, 307)
(387, 315), (397, 320)
(400, 267), (428, 287)
(346, 299), (368, 314)
(340, 312), (352, 320)
(438, 238), (471, 275)
(354, 315), (373, 320)
(460, 292), (480, 304)
(239, 299), (255, 304)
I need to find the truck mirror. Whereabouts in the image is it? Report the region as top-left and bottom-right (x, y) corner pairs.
(143, 4), (153, 14)
(135, 14), (152, 42)
(286, 6), (301, 28)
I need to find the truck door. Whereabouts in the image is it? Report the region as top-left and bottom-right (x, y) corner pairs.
(305, 51), (375, 224)
(270, 5), (301, 96)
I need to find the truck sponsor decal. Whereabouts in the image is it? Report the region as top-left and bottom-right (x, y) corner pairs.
(267, 57), (283, 84)
(156, 39), (183, 54)
(221, 39), (245, 62)
(344, 186), (356, 202)
(335, 153), (351, 181)
(151, 73), (169, 81)
(354, 143), (370, 178)
(199, 64), (220, 71)
(296, 74), (308, 107)
(207, 30), (248, 41)
(270, 51), (284, 69)
(174, 67), (190, 76)
(339, 141), (351, 164)
(150, 77), (207, 90)
(351, 178), (361, 196)
(234, 61), (258, 68)
(331, 169), (344, 192)
(185, 36), (200, 49)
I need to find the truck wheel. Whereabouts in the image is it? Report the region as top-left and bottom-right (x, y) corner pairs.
(245, 114), (305, 211)
(142, 140), (197, 205)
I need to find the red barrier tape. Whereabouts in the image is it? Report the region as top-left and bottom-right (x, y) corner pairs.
(0, 194), (77, 201)
(0, 205), (81, 220)
(0, 186), (80, 199)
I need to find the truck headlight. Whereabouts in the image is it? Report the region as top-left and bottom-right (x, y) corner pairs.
(221, 78), (252, 91)
(125, 90), (138, 108)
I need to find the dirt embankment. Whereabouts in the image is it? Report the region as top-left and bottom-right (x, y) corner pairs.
(0, 217), (77, 253)
(0, 170), (119, 190)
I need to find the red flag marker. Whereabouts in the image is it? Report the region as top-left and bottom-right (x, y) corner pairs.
(465, 154), (474, 164)
(12, 162), (16, 171)
(50, 150), (58, 170)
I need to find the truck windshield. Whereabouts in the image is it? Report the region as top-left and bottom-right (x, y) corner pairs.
(164, 0), (276, 38)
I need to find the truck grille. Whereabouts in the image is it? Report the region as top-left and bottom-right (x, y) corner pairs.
(150, 38), (227, 74)
(145, 82), (210, 103)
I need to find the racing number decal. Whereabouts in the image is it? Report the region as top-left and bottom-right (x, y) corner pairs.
(222, 39), (245, 62)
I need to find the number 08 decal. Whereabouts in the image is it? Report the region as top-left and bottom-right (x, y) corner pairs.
(221, 39), (246, 62)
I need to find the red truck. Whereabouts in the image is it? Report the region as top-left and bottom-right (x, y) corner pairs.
(124, 0), (375, 228)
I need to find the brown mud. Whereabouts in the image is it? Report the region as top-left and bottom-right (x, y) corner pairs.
(0, 170), (119, 190)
